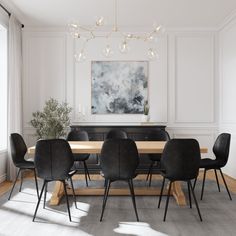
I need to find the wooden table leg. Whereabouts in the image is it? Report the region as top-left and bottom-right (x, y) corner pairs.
(172, 181), (186, 206)
(50, 181), (64, 205)
(49, 176), (187, 206)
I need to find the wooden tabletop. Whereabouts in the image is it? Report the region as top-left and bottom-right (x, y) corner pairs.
(28, 141), (208, 154)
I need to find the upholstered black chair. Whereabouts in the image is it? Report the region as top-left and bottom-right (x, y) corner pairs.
(67, 130), (91, 186)
(158, 139), (202, 221)
(105, 129), (128, 139)
(33, 139), (77, 222)
(193, 133), (232, 200)
(100, 139), (139, 221)
(8, 133), (39, 200)
(146, 129), (170, 186)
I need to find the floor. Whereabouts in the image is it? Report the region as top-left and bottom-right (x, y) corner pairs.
(0, 172), (235, 236)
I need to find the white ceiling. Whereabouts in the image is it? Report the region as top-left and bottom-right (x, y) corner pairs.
(2, 0), (236, 28)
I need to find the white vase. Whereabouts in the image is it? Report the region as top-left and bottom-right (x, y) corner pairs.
(141, 114), (149, 122)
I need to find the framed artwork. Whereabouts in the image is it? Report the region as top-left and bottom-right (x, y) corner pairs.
(91, 61), (148, 114)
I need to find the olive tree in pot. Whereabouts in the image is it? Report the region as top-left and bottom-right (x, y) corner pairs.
(30, 98), (72, 139)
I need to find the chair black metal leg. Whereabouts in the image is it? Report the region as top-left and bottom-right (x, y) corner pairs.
(104, 179), (107, 187)
(214, 169), (221, 192)
(43, 182), (48, 209)
(69, 177), (78, 209)
(146, 161), (154, 181)
(83, 161), (88, 187)
(8, 169), (21, 200)
(84, 161), (91, 181)
(189, 181), (202, 221)
(193, 177), (197, 190)
(219, 169), (232, 200)
(187, 181), (192, 208)
(200, 169), (207, 200)
(62, 180), (72, 222)
(163, 181), (172, 222)
(149, 172), (153, 187)
(33, 169), (39, 199)
(158, 177), (165, 208)
(101, 179), (108, 206)
(100, 179), (111, 222)
(19, 170), (24, 192)
(33, 181), (46, 222)
(128, 179), (139, 221)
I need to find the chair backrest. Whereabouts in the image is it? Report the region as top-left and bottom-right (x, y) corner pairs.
(100, 139), (139, 180)
(10, 133), (27, 165)
(213, 133), (231, 167)
(34, 139), (74, 180)
(147, 129), (170, 141)
(161, 139), (201, 181)
(148, 129), (170, 161)
(67, 130), (89, 141)
(106, 129), (128, 139)
(67, 130), (89, 161)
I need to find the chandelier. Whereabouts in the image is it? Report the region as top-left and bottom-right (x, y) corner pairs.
(68, 0), (163, 62)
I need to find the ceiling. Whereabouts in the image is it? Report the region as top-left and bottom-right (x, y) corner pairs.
(1, 0), (236, 28)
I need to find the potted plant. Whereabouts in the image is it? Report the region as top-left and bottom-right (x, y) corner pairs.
(30, 98), (72, 139)
(142, 100), (150, 122)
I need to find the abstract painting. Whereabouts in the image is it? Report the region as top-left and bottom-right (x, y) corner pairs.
(91, 61), (148, 114)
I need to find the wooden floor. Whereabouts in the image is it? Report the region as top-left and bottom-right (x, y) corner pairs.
(1, 170), (236, 197)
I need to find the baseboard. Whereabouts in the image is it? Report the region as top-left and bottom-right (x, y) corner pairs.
(222, 172), (236, 181)
(0, 174), (6, 184)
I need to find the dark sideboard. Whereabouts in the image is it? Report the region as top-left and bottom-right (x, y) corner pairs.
(70, 125), (166, 174)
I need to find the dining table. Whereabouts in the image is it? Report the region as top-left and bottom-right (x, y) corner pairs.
(28, 141), (208, 206)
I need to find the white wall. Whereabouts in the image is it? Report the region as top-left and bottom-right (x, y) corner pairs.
(219, 18), (236, 178)
(21, 28), (218, 160)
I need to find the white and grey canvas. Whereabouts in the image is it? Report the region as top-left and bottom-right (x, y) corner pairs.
(91, 61), (148, 114)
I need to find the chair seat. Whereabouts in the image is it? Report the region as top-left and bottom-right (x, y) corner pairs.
(200, 158), (224, 169)
(15, 161), (35, 169)
(100, 171), (137, 181)
(160, 169), (196, 181)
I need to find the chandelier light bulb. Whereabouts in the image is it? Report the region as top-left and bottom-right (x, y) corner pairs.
(126, 33), (133, 39)
(72, 32), (80, 38)
(96, 16), (104, 26)
(147, 48), (158, 60)
(147, 35), (154, 41)
(102, 45), (114, 57)
(74, 51), (86, 62)
(119, 41), (129, 54)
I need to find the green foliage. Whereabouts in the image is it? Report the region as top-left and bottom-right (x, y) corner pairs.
(144, 100), (149, 115)
(30, 98), (72, 139)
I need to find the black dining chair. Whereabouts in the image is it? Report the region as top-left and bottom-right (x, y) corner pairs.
(146, 129), (170, 186)
(158, 139), (202, 222)
(193, 133), (232, 200)
(67, 130), (91, 187)
(105, 129), (128, 139)
(8, 133), (39, 200)
(99, 138), (139, 222)
(33, 139), (77, 222)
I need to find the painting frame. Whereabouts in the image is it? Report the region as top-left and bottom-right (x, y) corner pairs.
(91, 60), (149, 115)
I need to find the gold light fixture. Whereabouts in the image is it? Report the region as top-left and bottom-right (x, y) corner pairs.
(68, 0), (163, 62)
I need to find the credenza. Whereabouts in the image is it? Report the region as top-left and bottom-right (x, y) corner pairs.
(70, 125), (166, 173)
